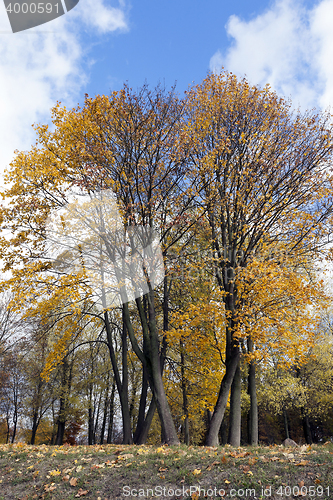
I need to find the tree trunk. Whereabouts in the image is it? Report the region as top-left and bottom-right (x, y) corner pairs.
(180, 341), (190, 445)
(88, 405), (94, 445)
(100, 388), (109, 445)
(30, 412), (39, 445)
(106, 381), (116, 444)
(247, 338), (258, 446)
(205, 345), (240, 446)
(283, 408), (290, 440)
(104, 308), (133, 444)
(5, 416), (10, 444)
(228, 362), (241, 446)
(205, 278), (240, 447)
(11, 412), (17, 444)
(302, 413), (313, 444)
(124, 292), (179, 445)
(133, 367), (150, 444)
(134, 397), (157, 445)
(55, 396), (66, 446)
(145, 291), (179, 445)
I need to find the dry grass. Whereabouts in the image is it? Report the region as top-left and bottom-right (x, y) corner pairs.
(0, 442), (333, 499)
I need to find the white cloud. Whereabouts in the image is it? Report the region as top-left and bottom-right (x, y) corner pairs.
(210, 0), (333, 111)
(0, 1), (128, 175)
(74, 0), (128, 34)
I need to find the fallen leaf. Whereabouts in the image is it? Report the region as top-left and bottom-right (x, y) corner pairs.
(192, 469), (201, 475)
(32, 471), (39, 479)
(44, 484), (56, 492)
(296, 460), (310, 466)
(49, 469), (61, 476)
(70, 477), (78, 487)
(75, 489), (88, 497)
(62, 475), (70, 481)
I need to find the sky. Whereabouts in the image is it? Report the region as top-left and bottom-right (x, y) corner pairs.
(0, 0), (333, 175)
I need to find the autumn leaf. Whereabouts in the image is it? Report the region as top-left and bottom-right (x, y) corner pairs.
(44, 483), (56, 492)
(70, 477), (78, 487)
(75, 489), (89, 497)
(49, 469), (61, 476)
(192, 469), (201, 475)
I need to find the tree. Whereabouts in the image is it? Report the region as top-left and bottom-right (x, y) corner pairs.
(184, 71), (333, 446)
(0, 84), (198, 445)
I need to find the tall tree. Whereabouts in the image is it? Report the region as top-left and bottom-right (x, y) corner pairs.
(184, 71), (333, 446)
(0, 84), (197, 445)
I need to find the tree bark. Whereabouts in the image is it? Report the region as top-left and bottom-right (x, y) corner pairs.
(302, 413), (313, 444)
(180, 341), (190, 445)
(144, 290), (179, 445)
(124, 291), (179, 445)
(205, 345), (240, 446)
(134, 397), (157, 445)
(283, 408), (290, 440)
(106, 381), (116, 444)
(100, 381), (110, 444)
(247, 337), (258, 446)
(11, 410), (17, 444)
(55, 397), (66, 446)
(228, 362), (241, 446)
(30, 412), (39, 445)
(88, 405), (94, 445)
(104, 309), (133, 444)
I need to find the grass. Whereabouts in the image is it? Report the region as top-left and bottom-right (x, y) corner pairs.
(0, 442), (333, 499)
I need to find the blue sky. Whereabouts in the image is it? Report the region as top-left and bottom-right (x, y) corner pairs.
(0, 0), (332, 173)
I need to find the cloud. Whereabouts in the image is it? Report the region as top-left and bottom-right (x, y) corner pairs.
(74, 0), (128, 34)
(0, 1), (128, 175)
(210, 0), (333, 111)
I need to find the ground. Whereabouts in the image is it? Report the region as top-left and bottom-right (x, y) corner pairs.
(0, 442), (332, 499)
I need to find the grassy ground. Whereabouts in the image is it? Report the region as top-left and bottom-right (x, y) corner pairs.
(0, 442), (333, 500)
